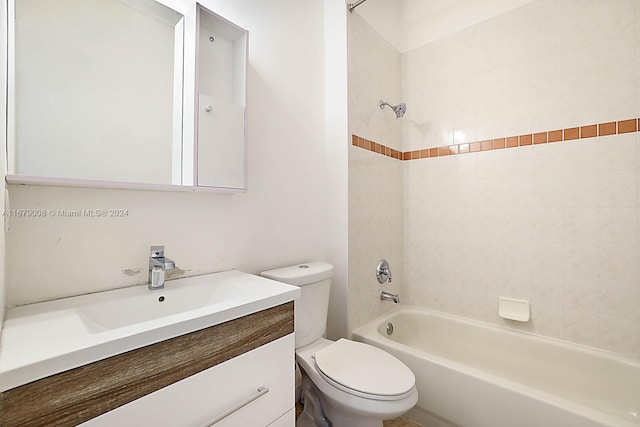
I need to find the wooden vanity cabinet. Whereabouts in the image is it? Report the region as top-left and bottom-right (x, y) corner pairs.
(0, 302), (295, 427)
(82, 334), (295, 427)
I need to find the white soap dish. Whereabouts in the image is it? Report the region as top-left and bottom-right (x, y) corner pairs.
(498, 296), (530, 322)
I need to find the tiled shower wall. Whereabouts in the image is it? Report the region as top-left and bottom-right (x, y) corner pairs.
(402, 0), (640, 358)
(348, 12), (404, 331)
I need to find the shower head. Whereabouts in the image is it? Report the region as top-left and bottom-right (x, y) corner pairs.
(379, 100), (406, 119)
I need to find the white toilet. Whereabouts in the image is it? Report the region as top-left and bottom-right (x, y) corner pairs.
(261, 262), (418, 427)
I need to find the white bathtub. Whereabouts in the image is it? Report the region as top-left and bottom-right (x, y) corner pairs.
(352, 306), (640, 427)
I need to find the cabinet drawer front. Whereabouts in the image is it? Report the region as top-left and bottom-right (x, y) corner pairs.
(82, 334), (295, 427)
(267, 408), (295, 427)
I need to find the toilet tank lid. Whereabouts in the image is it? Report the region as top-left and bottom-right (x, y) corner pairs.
(260, 261), (333, 286)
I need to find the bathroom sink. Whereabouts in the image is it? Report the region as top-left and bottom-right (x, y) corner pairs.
(0, 270), (300, 392)
(77, 277), (247, 332)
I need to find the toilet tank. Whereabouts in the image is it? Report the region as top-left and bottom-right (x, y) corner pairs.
(261, 262), (333, 349)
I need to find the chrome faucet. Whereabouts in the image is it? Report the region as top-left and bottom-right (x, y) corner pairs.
(148, 245), (175, 290)
(376, 259), (392, 284)
(380, 291), (400, 304)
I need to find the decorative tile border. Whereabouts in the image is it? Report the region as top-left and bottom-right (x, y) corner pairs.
(352, 118), (640, 161)
(351, 134), (403, 160)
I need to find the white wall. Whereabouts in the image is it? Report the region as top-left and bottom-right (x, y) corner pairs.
(349, 12), (403, 153)
(324, 0), (350, 340)
(349, 0), (402, 52)
(348, 12), (404, 332)
(400, 0), (534, 52)
(6, 0), (331, 306)
(402, 0), (640, 359)
(402, 0), (638, 151)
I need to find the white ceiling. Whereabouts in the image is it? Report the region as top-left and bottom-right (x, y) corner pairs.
(353, 0), (535, 53)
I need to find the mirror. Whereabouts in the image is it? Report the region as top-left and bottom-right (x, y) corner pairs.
(8, 0), (184, 184)
(196, 4), (247, 190)
(9, 0), (184, 186)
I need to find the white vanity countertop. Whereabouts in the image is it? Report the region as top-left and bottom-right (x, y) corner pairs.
(0, 270), (300, 392)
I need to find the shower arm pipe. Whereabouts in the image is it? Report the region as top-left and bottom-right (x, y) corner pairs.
(347, 0), (367, 13)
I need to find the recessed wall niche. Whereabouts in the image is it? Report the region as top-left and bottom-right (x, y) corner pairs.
(196, 4), (248, 190)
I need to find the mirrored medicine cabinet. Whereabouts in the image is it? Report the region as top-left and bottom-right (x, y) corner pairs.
(5, 0), (248, 192)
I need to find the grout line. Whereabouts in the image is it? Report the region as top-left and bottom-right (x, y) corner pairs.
(352, 117), (640, 161)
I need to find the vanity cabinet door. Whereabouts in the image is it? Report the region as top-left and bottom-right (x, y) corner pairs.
(268, 408), (295, 426)
(81, 334), (295, 427)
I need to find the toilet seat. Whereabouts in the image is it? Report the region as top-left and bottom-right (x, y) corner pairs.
(313, 338), (415, 401)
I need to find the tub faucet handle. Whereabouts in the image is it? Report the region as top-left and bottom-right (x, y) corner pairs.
(376, 259), (392, 284)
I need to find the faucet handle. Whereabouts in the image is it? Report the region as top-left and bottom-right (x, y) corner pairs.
(376, 259), (392, 284)
(150, 245), (165, 258)
(150, 266), (165, 288)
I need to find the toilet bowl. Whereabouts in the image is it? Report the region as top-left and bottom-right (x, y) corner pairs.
(261, 262), (418, 427)
(297, 338), (417, 427)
